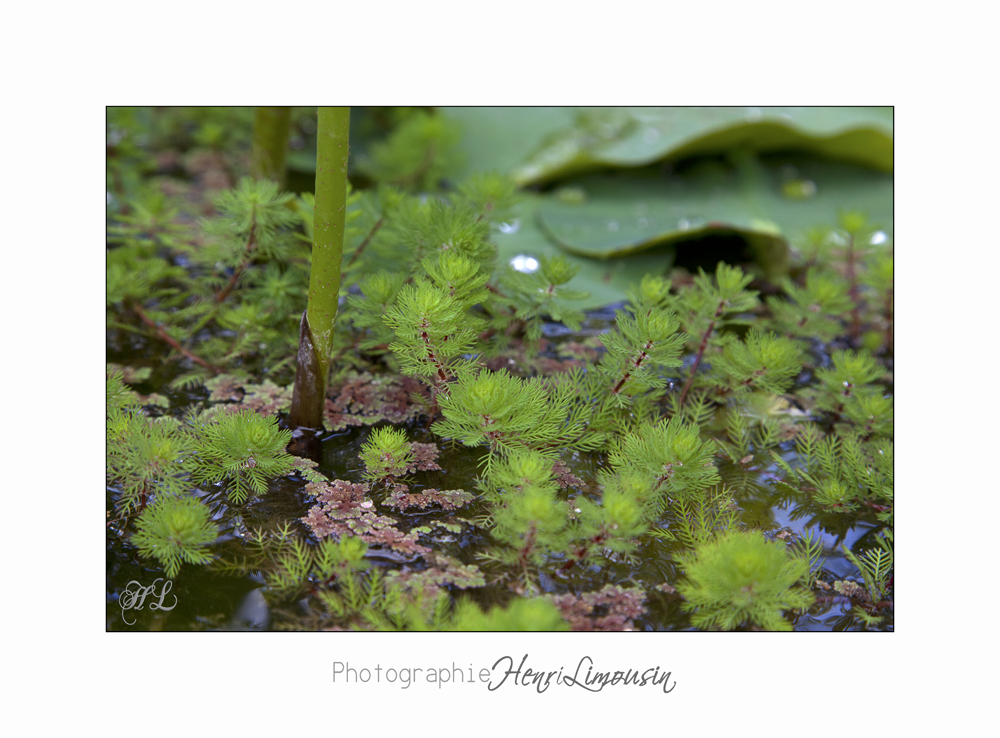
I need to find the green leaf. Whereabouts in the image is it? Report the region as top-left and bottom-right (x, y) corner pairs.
(446, 107), (894, 185)
(492, 192), (675, 310)
(492, 154), (890, 308)
(442, 107), (580, 182)
(509, 107), (893, 185)
(535, 155), (892, 275)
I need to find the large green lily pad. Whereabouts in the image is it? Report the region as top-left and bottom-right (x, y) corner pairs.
(493, 154), (892, 308)
(445, 107), (892, 186)
(441, 107), (579, 182)
(492, 193), (675, 311)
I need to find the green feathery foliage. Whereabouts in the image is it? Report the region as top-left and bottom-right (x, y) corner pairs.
(250, 532), (426, 632)
(492, 254), (589, 351)
(485, 450), (570, 577)
(197, 177), (300, 276)
(359, 427), (414, 485)
(375, 195), (493, 275)
(768, 268), (852, 344)
(446, 597), (569, 631)
(132, 495), (219, 578)
(108, 416), (192, 512)
(597, 303), (685, 403)
(248, 530), (553, 632)
(480, 449), (670, 579)
(709, 328), (803, 395)
(677, 530), (814, 631)
(669, 487), (741, 550)
(453, 172), (520, 226)
(714, 402), (783, 469)
(842, 530), (893, 602)
(107, 109), (895, 631)
(106, 368), (139, 414)
(434, 370), (597, 472)
(673, 262), (760, 351)
(267, 535), (371, 600)
(382, 277), (483, 396)
(359, 110), (461, 192)
(862, 250), (894, 353)
(107, 369), (192, 513)
(775, 424), (892, 519)
(811, 349), (890, 434)
(108, 176), (309, 386)
(189, 410), (295, 503)
(608, 416), (720, 505)
(572, 471), (659, 560)
(669, 262), (759, 407)
(790, 529), (826, 590)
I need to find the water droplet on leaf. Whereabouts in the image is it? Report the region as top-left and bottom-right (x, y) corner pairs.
(510, 254), (540, 273)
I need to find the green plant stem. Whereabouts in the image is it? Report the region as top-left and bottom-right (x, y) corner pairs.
(289, 107), (350, 429)
(611, 340), (654, 396)
(129, 300), (223, 374)
(845, 233), (862, 342)
(251, 107), (292, 188)
(678, 300), (725, 408)
(346, 216), (385, 267)
(418, 321), (453, 398)
(215, 213), (258, 304)
(180, 208), (258, 350)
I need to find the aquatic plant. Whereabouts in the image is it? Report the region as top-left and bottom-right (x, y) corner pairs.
(677, 530), (814, 631)
(546, 585), (647, 631)
(596, 297), (685, 405)
(492, 253), (589, 351)
(776, 423), (893, 520)
(107, 369), (191, 513)
(382, 272), (484, 397)
(132, 495), (219, 578)
(289, 106), (351, 429)
(446, 597), (569, 631)
(251, 106), (292, 187)
(843, 530), (893, 602)
(480, 449), (570, 579)
(670, 262), (759, 407)
(359, 426), (414, 486)
(189, 409), (295, 503)
(434, 370), (598, 472)
(811, 348), (890, 434)
(107, 107), (894, 631)
(768, 268), (852, 344)
(608, 416), (720, 503)
(107, 176), (306, 386)
(359, 109), (461, 192)
(708, 328), (803, 396)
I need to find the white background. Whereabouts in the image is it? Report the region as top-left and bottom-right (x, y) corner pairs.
(6, 1), (990, 734)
